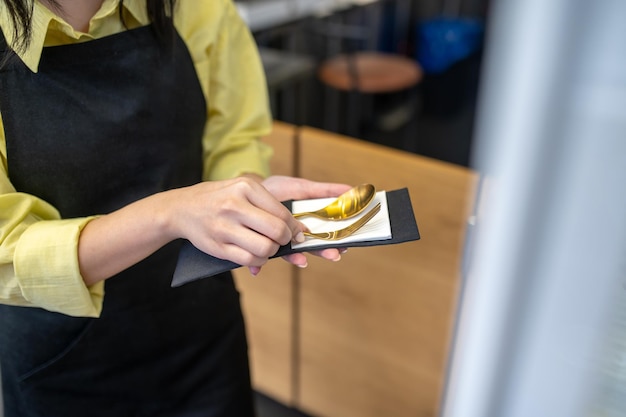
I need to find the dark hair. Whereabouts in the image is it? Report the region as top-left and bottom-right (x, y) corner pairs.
(1, 0), (177, 53)
(145, 0), (177, 48)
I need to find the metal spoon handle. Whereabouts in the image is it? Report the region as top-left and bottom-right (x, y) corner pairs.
(293, 210), (325, 219)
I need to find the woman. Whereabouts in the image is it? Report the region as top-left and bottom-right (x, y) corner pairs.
(0, 1), (349, 416)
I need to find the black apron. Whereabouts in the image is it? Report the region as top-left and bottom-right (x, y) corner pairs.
(0, 25), (255, 417)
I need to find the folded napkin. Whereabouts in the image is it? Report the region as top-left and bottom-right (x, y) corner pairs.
(171, 188), (420, 287)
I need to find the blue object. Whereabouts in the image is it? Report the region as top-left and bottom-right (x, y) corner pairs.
(417, 17), (484, 74)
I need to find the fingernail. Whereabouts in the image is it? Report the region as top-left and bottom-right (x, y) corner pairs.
(333, 255), (342, 262)
(339, 248), (348, 254)
(297, 261), (308, 269)
(294, 232), (305, 243)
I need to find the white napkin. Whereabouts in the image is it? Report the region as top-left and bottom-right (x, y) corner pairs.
(291, 191), (392, 250)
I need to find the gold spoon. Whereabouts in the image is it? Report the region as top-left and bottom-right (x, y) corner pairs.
(303, 202), (381, 240)
(293, 183), (376, 220)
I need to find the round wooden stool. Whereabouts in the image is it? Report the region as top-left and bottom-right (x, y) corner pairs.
(318, 51), (423, 137)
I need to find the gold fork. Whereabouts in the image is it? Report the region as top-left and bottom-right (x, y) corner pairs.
(302, 202), (382, 241)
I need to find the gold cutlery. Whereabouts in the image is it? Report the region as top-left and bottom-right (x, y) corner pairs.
(302, 202), (381, 241)
(293, 184), (376, 220)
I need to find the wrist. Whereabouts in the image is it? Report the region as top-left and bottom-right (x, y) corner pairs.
(149, 189), (182, 243)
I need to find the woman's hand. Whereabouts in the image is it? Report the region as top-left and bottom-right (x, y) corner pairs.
(78, 175), (353, 284)
(260, 175), (352, 203)
(246, 175), (353, 275)
(164, 177), (306, 268)
(78, 177), (306, 284)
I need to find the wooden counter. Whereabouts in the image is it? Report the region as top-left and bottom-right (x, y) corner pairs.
(234, 122), (477, 417)
(233, 122), (298, 404)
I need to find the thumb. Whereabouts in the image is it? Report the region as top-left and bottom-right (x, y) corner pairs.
(290, 219), (307, 244)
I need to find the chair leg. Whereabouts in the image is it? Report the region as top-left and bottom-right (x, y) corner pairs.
(402, 86), (422, 153)
(324, 85), (341, 133)
(346, 89), (361, 137)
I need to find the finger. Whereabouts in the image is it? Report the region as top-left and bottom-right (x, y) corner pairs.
(221, 223), (282, 260)
(281, 252), (308, 268)
(235, 180), (304, 243)
(234, 204), (296, 246)
(281, 248), (344, 267)
(207, 241), (269, 268)
(248, 266), (262, 276)
(283, 180), (353, 201)
(307, 248), (343, 261)
(307, 182), (353, 199)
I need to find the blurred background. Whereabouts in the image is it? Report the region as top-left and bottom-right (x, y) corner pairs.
(238, 0), (489, 167)
(235, 1), (626, 417)
(236, 2), (490, 417)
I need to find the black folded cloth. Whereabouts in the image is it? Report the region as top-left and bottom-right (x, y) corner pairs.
(172, 188), (420, 287)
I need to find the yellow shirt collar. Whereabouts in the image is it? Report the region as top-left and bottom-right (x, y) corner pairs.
(1, 0), (150, 73)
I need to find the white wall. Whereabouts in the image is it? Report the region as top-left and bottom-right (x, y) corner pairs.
(441, 0), (626, 416)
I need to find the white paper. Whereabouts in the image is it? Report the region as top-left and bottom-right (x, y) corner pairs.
(291, 191), (392, 250)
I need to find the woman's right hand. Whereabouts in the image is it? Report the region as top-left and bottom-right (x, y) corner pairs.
(164, 177), (304, 267)
(78, 177), (305, 285)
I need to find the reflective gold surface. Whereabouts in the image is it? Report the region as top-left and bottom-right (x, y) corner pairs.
(293, 183), (376, 220)
(303, 202), (381, 240)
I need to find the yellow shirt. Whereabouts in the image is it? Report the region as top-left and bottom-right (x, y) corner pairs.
(0, 0), (273, 317)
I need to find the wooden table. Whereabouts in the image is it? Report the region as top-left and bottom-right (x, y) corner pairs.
(234, 122), (477, 417)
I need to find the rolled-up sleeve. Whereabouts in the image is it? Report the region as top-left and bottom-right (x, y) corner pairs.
(0, 119), (103, 317)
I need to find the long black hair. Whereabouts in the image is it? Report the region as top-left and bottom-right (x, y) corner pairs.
(1, 0), (177, 53)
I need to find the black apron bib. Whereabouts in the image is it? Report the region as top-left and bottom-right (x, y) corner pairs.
(0, 26), (254, 417)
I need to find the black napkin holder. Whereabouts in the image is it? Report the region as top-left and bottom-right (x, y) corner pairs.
(172, 188), (420, 287)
